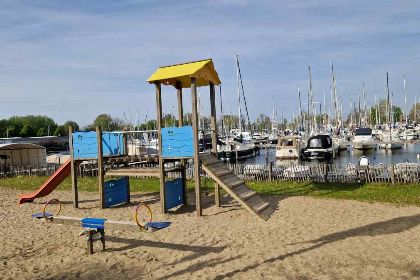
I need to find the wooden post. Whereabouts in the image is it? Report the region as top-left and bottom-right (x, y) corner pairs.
(390, 164), (395, 185)
(176, 81), (187, 205)
(122, 130), (130, 203)
(96, 126), (105, 209)
(69, 126), (78, 208)
(155, 82), (166, 214)
(268, 161), (273, 182)
(191, 78), (202, 216)
(210, 82), (220, 207)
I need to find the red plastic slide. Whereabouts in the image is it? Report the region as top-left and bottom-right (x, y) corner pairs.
(18, 159), (72, 204)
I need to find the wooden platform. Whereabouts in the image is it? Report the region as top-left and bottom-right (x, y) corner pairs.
(200, 153), (275, 220)
(45, 216), (140, 231)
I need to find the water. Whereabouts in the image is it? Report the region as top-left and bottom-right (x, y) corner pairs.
(244, 142), (420, 166)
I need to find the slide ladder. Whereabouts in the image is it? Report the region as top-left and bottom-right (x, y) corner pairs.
(200, 153), (274, 220)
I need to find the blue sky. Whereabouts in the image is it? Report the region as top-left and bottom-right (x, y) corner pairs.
(1, 0), (420, 126)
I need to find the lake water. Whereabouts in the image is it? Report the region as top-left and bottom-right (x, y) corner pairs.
(244, 142), (420, 166)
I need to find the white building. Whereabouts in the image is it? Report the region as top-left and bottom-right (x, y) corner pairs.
(0, 143), (46, 170)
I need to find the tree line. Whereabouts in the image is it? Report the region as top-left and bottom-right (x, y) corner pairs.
(0, 116), (79, 138)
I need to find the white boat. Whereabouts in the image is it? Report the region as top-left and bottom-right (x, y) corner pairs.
(216, 139), (257, 162)
(400, 125), (418, 140)
(379, 130), (404, 150)
(275, 136), (302, 159)
(333, 137), (348, 151)
(352, 128), (376, 150)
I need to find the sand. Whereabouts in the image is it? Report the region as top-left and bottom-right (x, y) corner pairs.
(1, 187), (419, 280)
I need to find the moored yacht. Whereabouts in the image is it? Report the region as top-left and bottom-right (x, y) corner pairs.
(301, 134), (335, 161)
(352, 128), (376, 150)
(275, 136), (302, 159)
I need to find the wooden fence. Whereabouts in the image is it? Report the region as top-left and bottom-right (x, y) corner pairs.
(1, 161), (419, 185)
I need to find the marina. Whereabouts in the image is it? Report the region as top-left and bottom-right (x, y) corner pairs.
(1, 2), (420, 280)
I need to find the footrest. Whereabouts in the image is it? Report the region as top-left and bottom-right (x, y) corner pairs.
(32, 212), (53, 219)
(145, 221), (171, 232)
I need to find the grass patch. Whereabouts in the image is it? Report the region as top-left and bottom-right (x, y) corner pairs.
(1, 176), (419, 206)
(0, 176), (215, 193)
(247, 180), (420, 206)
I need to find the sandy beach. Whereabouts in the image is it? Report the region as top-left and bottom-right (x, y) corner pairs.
(1, 188), (419, 280)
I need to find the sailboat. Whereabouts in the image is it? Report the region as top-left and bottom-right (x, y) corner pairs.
(217, 55), (258, 162)
(379, 73), (403, 150)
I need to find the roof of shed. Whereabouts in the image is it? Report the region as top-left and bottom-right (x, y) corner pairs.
(147, 59), (221, 88)
(0, 143), (45, 150)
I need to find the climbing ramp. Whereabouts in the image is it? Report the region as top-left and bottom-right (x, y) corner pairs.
(199, 153), (275, 220)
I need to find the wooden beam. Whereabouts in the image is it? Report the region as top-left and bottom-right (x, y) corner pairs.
(191, 77), (202, 216)
(96, 126), (105, 209)
(46, 216), (140, 231)
(210, 82), (220, 207)
(176, 81), (187, 205)
(69, 126), (78, 208)
(155, 82), (166, 214)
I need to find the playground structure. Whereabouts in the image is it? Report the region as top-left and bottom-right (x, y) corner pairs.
(19, 58), (273, 220)
(147, 59), (274, 220)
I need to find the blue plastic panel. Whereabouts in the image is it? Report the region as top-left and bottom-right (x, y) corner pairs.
(161, 126), (194, 158)
(73, 131), (97, 159)
(164, 178), (184, 211)
(73, 131), (125, 159)
(102, 132), (124, 157)
(104, 177), (129, 208)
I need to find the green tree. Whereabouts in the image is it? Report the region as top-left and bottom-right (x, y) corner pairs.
(37, 127), (47, 137)
(63, 121), (79, 132)
(93, 114), (113, 130)
(408, 102), (420, 122)
(20, 125), (35, 137)
(53, 126), (66, 136)
(256, 114), (271, 131)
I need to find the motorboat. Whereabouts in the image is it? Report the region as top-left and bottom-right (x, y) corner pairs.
(352, 128), (376, 150)
(275, 136), (302, 159)
(216, 138), (258, 162)
(301, 134), (335, 161)
(379, 130), (404, 150)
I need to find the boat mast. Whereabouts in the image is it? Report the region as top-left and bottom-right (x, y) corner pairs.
(386, 72), (392, 134)
(236, 55), (242, 133)
(331, 61), (338, 129)
(404, 75), (407, 124)
(362, 82), (367, 126)
(298, 86), (303, 130)
(323, 90), (326, 128)
(307, 66), (312, 133)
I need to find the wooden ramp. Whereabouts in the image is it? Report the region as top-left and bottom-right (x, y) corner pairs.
(200, 153), (275, 220)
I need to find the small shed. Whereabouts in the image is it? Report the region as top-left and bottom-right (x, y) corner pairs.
(0, 143), (46, 169)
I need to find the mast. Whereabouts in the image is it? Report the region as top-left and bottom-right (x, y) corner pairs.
(323, 90), (326, 128)
(331, 61), (338, 128)
(358, 93), (361, 127)
(235, 55), (251, 132)
(307, 66), (312, 133)
(236, 55), (242, 132)
(362, 82), (366, 126)
(404, 75), (407, 124)
(386, 72), (391, 128)
(298, 86), (303, 129)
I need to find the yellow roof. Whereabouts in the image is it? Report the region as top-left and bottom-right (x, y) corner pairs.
(147, 59), (221, 88)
